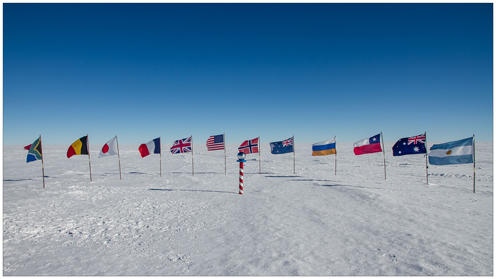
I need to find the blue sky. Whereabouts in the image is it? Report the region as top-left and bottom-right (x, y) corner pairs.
(4, 3), (493, 146)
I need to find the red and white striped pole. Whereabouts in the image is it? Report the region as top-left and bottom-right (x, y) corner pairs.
(239, 161), (244, 194)
(237, 152), (246, 195)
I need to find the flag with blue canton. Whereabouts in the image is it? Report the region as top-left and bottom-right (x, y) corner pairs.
(270, 136), (294, 154)
(392, 133), (426, 156)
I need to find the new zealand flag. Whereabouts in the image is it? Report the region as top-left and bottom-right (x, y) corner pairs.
(270, 137), (294, 154)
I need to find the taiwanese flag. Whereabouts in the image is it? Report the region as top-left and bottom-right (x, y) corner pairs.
(67, 136), (89, 158)
(139, 138), (161, 158)
(239, 137), (259, 154)
(353, 134), (382, 155)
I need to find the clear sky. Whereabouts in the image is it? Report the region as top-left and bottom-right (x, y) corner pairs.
(3, 3), (493, 146)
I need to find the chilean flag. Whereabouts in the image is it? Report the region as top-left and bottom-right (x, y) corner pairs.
(354, 133), (382, 155)
(139, 138), (161, 158)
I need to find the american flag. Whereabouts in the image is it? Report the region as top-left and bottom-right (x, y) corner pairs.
(171, 136), (192, 154)
(239, 137), (259, 154)
(206, 134), (225, 151)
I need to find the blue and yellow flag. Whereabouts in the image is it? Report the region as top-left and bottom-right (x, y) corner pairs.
(312, 137), (336, 156)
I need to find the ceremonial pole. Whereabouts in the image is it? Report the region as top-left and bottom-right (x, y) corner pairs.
(87, 134), (92, 182)
(116, 135), (122, 180)
(39, 135), (46, 188)
(237, 152), (246, 194)
(381, 132), (386, 180)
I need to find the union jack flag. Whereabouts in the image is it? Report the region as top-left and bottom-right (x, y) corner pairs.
(408, 133), (426, 145)
(282, 137), (293, 147)
(239, 137), (259, 154)
(171, 136), (192, 154)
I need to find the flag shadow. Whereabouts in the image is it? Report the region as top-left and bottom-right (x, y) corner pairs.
(149, 188), (236, 195)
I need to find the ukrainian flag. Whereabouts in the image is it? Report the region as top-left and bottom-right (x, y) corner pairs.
(312, 137), (336, 156)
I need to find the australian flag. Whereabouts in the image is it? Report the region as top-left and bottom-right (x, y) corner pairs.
(270, 136), (294, 154)
(392, 133), (427, 156)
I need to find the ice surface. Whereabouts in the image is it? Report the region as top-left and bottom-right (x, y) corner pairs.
(3, 142), (493, 275)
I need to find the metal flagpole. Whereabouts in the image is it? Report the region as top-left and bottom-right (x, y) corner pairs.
(224, 133), (227, 175)
(116, 135), (122, 180)
(473, 134), (476, 193)
(87, 134), (92, 182)
(258, 136), (261, 174)
(40, 135), (46, 188)
(381, 132), (386, 180)
(191, 135), (194, 176)
(425, 131), (428, 184)
(293, 136), (295, 175)
(335, 136), (337, 176)
(159, 137), (162, 177)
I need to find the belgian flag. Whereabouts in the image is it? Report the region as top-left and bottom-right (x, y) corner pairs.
(67, 136), (89, 158)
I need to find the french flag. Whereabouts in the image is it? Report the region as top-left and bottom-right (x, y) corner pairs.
(139, 138), (161, 158)
(353, 133), (382, 155)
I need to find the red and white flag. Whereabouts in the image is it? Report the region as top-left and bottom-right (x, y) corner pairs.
(99, 136), (119, 158)
(353, 133), (382, 155)
(239, 137), (259, 154)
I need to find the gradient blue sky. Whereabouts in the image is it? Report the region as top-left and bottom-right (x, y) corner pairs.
(4, 3), (493, 146)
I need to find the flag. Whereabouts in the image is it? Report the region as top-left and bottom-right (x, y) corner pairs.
(171, 136), (192, 154)
(27, 137), (42, 163)
(24, 144), (32, 150)
(239, 137), (259, 154)
(428, 137), (474, 165)
(270, 136), (294, 154)
(392, 133), (427, 156)
(139, 138), (161, 158)
(99, 136), (118, 158)
(67, 136), (89, 158)
(353, 134), (382, 155)
(206, 134), (225, 151)
(312, 137), (336, 156)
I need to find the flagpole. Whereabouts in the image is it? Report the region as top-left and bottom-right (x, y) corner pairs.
(159, 136), (162, 177)
(381, 132), (386, 180)
(335, 136), (337, 176)
(224, 133), (226, 175)
(191, 135), (194, 176)
(40, 135), (46, 189)
(473, 134), (476, 193)
(87, 134), (92, 182)
(293, 136), (295, 175)
(425, 131), (428, 184)
(258, 136), (261, 174)
(116, 135), (122, 180)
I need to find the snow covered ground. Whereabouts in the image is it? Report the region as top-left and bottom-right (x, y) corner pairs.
(3, 142), (493, 275)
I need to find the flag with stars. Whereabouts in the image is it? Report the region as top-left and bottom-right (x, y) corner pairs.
(270, 136), (294, 154)
(392, 133), (427, 156)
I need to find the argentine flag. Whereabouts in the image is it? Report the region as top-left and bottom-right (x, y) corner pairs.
(428, 137), (474, 165)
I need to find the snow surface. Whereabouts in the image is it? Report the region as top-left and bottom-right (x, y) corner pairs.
(3, 142), (493, 275)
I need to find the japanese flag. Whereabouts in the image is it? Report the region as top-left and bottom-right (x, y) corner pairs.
(99, 136), (118, 158)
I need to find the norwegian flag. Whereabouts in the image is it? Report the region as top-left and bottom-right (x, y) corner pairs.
(239, 137), (259, 154)
(171, 136), (192, 154)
